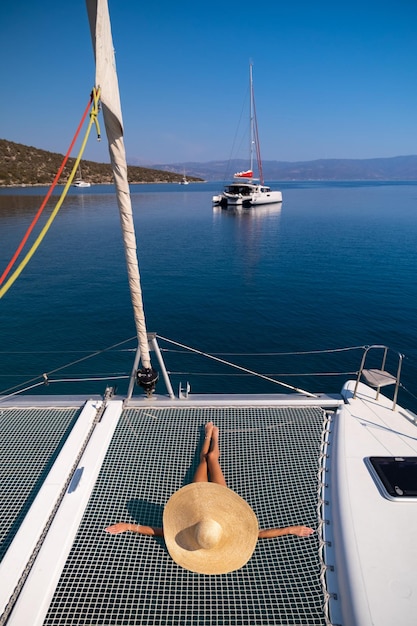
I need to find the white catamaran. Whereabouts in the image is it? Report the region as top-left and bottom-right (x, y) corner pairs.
(0, 2), (416, 626)
(212, 64), (283, 208)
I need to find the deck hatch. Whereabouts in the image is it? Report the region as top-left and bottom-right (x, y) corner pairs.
(369, 456), (417, 499)
(43, 406), (327, 625)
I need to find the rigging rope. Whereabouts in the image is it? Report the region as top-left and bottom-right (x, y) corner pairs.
(0, 334), (132, 399)
(0, 88), (101, 299)
(157, 334), (318, 397)
(0, 96), (94, 287)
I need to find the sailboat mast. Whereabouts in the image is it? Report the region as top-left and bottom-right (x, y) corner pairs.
(249, 63), (254, 176)
(86, 0), (157, 394)
(250, 64), (264, 185)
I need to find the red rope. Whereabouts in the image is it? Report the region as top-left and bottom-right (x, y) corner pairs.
(0, 95), (93, 286)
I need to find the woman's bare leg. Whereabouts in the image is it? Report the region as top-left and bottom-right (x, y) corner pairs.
(206, 426), (227, 487)
(192, 422), (213, 482)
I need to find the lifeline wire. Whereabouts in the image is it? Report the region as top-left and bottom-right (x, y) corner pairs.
(157, 334), (318, 397)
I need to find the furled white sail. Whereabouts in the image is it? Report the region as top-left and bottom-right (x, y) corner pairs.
(86, 0), (152, 375)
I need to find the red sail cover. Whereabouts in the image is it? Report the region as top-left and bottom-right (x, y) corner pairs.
(234, 170), (253, 178)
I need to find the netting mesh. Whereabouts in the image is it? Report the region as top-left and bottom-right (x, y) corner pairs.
(43, 406), (327, 625)
(0, 407), (80, 562)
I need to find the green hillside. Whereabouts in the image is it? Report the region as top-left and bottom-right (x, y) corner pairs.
(0, 139), (202, 186)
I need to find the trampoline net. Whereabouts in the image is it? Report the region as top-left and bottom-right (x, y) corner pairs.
(0, 407), (80, 562)
(44, 405), (327, 625)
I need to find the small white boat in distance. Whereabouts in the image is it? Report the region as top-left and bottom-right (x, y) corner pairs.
(73, 179), (91, 188)
(213, 65), (282, 208)
(73, 164), (91, 187)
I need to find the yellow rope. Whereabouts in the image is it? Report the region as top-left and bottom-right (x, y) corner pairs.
(0, 87), (101, 299)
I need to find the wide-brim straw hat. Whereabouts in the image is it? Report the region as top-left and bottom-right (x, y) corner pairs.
(163, 482), (258, 575)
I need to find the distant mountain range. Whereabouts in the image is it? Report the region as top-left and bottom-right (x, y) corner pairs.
(149, 156), (417, 181)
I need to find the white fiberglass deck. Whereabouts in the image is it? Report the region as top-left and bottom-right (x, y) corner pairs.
(324, 381), (417, 626)
(0, 401), (333, 626)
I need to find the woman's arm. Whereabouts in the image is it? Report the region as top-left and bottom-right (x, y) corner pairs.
(105, 522), (163, 537)
(258, 525), (314, 539)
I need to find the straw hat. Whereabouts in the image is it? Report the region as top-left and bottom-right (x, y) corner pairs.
(163, 482), (258, 575)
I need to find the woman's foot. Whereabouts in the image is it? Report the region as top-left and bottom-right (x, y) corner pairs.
(207, 425), (220, 462)
(200, 422), (214, 461)
(206, 426), (227, 486)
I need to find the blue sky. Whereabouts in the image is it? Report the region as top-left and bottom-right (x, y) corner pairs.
(1, 0), (417, 165)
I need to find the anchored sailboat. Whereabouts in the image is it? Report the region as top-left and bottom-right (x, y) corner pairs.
(73, 163), (91, 187)
(213, 64), (282, 208)
(179, 170), (189, 185)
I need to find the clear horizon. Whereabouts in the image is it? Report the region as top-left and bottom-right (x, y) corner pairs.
(1, 0), (416, 166)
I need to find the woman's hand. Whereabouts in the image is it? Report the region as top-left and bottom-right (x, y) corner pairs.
(105, 523), (163, 536)
(289, 525), (314, 537)
(258, 525), (314, 539)
(105, 522), (131, 534)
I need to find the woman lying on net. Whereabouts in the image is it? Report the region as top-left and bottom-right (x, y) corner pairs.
(105, 422), (314, 575)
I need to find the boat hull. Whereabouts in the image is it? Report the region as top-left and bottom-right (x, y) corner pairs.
(212, 187), (282, 208)
(250, 190), (282, 205)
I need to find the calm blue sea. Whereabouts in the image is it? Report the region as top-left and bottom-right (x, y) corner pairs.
(1, 181), (417, 410)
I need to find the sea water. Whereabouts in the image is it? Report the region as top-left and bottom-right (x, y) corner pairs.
(1, 181), (417, 410)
